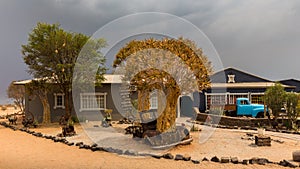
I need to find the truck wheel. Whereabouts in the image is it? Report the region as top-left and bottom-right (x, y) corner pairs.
(230, 111), (237, 117)
(256, 112), (264, 118)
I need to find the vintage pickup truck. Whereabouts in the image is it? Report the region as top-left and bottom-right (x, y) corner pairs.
(225, 98), (268, 118)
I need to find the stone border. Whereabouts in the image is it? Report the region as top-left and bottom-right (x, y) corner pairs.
(195, 113), (300, 135)
(0, 121), (299, 168)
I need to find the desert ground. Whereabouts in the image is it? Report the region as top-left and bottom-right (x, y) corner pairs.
(1, 108), (300, 169)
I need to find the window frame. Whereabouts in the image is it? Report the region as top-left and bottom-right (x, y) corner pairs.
(54, 93), (65, 109)
(79, 92), (107, 111)
(150, 90), (158, 110)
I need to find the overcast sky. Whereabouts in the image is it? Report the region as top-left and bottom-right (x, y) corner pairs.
(0, 0), (299, 104)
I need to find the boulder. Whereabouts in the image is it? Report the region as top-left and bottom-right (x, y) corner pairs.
(285, 160), (298, 168)
(221, 157), (230, 163)
(231, 157), (239, 164)
(191, 159), (200, 164)
(242, 159), (249, 165)
(202, 157), (209, 161)
(292, 150), (300, 162)
(211, 156), (220, 163)
(162, 153), (174, 159)
(151, 154), (162, 159)
(75, 142), (83, 146)
(174, 154), (183, 161)
(249, 157), (259, 164)
(183, 154), (191, 161)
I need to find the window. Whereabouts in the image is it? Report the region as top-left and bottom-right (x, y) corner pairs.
(228, 93), (249, 104)
(250, 94), (264, 104)
(227, 74), (235, 83)
(54, 93), (65, 109)
(150, 90), (158, 109)
(80, 93), (107, 111)
(210, 94), (227, 105)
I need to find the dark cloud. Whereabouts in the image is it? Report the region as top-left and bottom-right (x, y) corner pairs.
(0, 0), (300, 103)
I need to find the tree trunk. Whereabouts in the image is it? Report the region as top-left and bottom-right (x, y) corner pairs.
(157, 90), (165, 118)
(138, 90), (150, 112)
(65, 91), (70, 119)
(39, 91), (51, 124)
(156, 87), (180, 132)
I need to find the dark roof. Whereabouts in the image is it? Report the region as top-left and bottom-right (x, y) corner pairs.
(210, 67), (272, 83)
(279, 79), (300, 92)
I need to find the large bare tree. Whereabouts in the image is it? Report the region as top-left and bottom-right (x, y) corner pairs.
(113, 37), (212, 132)
(7, 81), (25, 114)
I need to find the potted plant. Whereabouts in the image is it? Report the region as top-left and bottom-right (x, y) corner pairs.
(33, 120), (38, 128)
(102, 109), (112, 127)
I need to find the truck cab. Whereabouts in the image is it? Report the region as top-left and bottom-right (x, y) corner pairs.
(236, 98), (267, 118)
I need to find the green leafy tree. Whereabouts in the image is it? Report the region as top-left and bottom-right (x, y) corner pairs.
(7, 81), (25, 113)
(285, 92), (299, 129)
(265, 82), (286, 123)
(22, 22), (107, 122)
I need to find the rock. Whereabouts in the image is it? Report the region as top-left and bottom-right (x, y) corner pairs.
(79, 145), (85, 149)
(174, 154), (184, 161)
(75, 142), (83, 146)
(242, 159), (249, 165)
(91, 143), (98, 147)
(257, 158), (267, 165)
(67, 142), (74, 146)
(202, 157), (209, 161)
(285, 160), (298, 168)
(211, 156), (220, 163)
(138, 153), (152, 157)
(44, 135), (51, 139)
(292, 150), (300, 162)
(191, 160), (200, 164)
(183, 154), (191, 161)
(60, 138), (67, 143)
(279, 160), (288, 167)
(91, 146), (100, 151)
(124, 150), (138, 156)
(231, 157), (239, 164)
(83, 144), (91, 149)
(53, 138), (59, 142)
(103, 147), (113, 152)
(151, 154), (162, 159)
(162, 153), (174, 159)
(221, 157), (230, 163)
(114, 149), (123, 155)
(249, 157), (259, 164)
(36, 132), (43, 137)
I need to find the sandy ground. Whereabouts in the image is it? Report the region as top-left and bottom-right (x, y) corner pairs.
(0, 107), (300, 169)
(0, 124), (291, 169)
(0, 108), (299, 168)
(0, 106), (20, 117)
(31, 121), (300, 162)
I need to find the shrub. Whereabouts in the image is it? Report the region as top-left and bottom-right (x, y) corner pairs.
(70, 116), (79, 123)
(1, 106), (7, 111)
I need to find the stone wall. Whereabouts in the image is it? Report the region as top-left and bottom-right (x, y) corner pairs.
(196, 113), (270, 127)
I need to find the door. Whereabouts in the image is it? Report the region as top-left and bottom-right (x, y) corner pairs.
(237, 99), (252, 116)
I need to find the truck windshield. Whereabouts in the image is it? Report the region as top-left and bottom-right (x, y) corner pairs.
(241, 100), (250, 105)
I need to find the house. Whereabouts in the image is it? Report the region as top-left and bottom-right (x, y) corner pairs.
(14, 67), (298, 122)
(279, 79), (300, 92)
(198, 67), (296, 112)
(14, 74), (131, 123)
